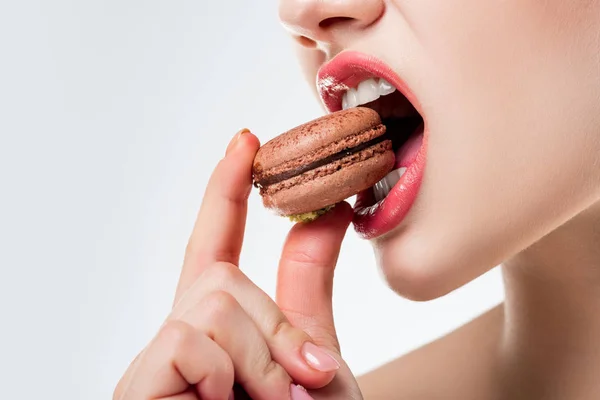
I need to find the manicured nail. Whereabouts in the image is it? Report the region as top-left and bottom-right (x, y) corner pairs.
(301, 342), (340, 372)
(290, 384), (315, 400)
(226, 128), (250, 156)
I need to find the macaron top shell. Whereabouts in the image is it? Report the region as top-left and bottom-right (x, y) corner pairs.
(253, 107), (382, 174)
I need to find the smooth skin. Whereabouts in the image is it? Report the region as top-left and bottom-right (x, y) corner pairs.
(116, 0), (600, 399)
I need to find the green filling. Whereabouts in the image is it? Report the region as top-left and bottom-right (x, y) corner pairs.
(288, 205), (335, 223)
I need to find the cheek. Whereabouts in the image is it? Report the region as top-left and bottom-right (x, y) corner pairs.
(376, 0), (600, 298)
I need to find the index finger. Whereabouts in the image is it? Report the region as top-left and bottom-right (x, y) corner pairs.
(174, 129), (260, 304)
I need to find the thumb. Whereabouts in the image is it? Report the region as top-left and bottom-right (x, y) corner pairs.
(276, 202), (353, 355)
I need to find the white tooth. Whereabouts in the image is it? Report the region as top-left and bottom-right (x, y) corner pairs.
(373, 178), (390, 203)
(372, 168), (408, 202)
(342, 94), (349, 110)
(378, 79), (397, 96)
(343, 88), (359, 109)
(385, 167), (407, 188)
(356, 78), (380, 105)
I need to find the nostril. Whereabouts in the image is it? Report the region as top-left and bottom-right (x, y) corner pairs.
(295, 35), (317, 48)
(319, 16), (354, 29)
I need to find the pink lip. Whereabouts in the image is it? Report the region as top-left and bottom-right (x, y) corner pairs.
(316, 51), (428, 239)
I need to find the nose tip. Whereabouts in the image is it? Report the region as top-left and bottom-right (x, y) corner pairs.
(279, 0), (384, 47)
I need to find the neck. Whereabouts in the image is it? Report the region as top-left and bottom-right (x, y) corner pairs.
(500, 201), (600, 398)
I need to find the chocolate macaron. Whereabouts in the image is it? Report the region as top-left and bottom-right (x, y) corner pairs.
(252, 107), (395, 221)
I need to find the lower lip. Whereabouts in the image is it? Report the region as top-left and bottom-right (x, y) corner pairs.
(353, 125), (428, 239)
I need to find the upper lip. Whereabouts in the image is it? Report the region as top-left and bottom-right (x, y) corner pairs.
(316, 51), (422, 115)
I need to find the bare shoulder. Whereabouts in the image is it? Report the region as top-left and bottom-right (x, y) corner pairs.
(358, 304), (504, 400)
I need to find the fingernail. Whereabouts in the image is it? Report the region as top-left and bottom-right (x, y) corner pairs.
(301, 342), (340, 372)
(228, 390), (234, 400)
(226, 128), (250, 156)
(290, 384), (315, 400)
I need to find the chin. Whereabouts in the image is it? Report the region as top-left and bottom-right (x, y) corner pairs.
(371, 228), (461, 302)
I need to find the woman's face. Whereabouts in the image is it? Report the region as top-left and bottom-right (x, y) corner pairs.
(278, 0), (600, 300)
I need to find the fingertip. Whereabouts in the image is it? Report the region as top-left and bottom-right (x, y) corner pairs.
(244, 131), (261, 150)
(239, 130), (261, 155)
(214, 129), (260, 194)
(301, 342), (340, 373)
(227, 129), (260, 157)
(225, 129), (260, 161)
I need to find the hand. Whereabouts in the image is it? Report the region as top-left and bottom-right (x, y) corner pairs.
(113, 130), (363, 400)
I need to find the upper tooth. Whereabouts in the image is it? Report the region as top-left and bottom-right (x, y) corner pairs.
(343, 88), (359, 110)
(356, 79), (380, 105)
(341, 78), (398, 110)
(378, 79), (396, 96)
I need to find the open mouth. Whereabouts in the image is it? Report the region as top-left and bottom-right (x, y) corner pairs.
(317, 52), (427, 238)
(341, 78), (424, 208)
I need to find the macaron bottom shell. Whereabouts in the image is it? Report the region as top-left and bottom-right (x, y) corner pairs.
(262, 148), (395, 216)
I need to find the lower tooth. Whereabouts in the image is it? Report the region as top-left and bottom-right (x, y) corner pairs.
(373, 179), (391, 203)
(358, 202), (381, 216)
(373, 168), (408, 202)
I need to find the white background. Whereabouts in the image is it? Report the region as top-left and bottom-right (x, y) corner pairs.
(0, 1), (503, 399)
